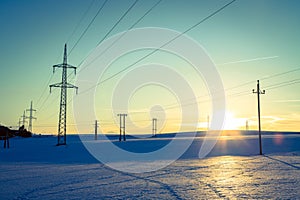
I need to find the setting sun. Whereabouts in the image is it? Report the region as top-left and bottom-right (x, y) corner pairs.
(1, 1), (300, 199)
(223, 112), (247, 130)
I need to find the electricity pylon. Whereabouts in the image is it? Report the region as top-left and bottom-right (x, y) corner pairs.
(118, 114), (127, 141)
(21, 111), (27, 127)
(50, 44), (78, 146)
(253, 80), (265, 155)
(152, 118), (157, 137)
(18, 118), (22, 128)
(26, 101), (36, 132)
(94, 120), (98, 140)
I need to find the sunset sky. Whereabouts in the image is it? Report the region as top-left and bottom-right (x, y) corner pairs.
(0, 0), (299, 134)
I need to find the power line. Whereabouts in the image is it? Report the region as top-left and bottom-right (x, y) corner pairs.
(78, 0), (238, 95)
(193, 78), (300, 107)
(67, 0), (143, 82)
(129, 0), (162, 29)
(66, 0), (97, 44)
(35, 74), (54, 108)
(37, 2), (99, 109)
(36, 75), (300, 133)
(95, 0), (139, 47)
(97, 0), (237, 85)
(265, 78), (300, 90)
(36, 74), (300, 132)
(70, 68), (297, 120)
(35, 43), (79, 111)
(68, 0), (110, 56)
(34, 0), (162, 117)
(37, 93), (57, 113)
(37, 68), (300, 130)
(261, 67), (300, 81)
(37, 93), (76, 125)
(34, 0), (300, 132)
(37, 111), (59, 124)
(131, 77), (300, 113)
(158, 66), (300, 109)
(76, 0), (162, 75)
(36, 0), (100, 111)
(28, 1), (164, 132)
(35, 48), (71, 108)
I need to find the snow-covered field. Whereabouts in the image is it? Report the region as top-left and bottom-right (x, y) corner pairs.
(1, 133), (300, 199)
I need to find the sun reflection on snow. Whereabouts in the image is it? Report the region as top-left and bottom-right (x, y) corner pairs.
(273, 133), (284, 145)
(205, 130), (254, 156)
(197, 156), (257, 198)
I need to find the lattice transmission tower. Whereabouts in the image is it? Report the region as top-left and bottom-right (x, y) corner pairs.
(21, 111), (27, 127)
(50, 44), (78, 146)
(152, 118), (157, 137)
(26, 101), (36, 132)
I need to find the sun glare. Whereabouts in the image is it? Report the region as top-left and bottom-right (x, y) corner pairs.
(223, 112), (246, 130)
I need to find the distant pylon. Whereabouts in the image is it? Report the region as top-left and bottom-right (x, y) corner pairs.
(94, 120), (98, 140)
(246, 120), (249, 131)
(18, 118), (22, 128)
(26, 101), (37, 132)
(50, 44), (78, 146)
(152, 118), (157, 137)
(21, 111), (27, 127)
(118, 114), (127, 141)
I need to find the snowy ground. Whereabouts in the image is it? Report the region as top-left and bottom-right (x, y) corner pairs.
(1, 133), (300, 199)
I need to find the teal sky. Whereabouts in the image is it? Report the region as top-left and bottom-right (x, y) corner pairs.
(0, 0), (300, 133)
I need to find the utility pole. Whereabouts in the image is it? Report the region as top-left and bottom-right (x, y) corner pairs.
(152, 118), (157, 137)
(117, 114), (127, 141)
(246, 120), (249, 131)
(50, 44), (78, 146)
(94, 120), (98, 140)
(26, 101), (37, 132)
(252, 80), (265, 155)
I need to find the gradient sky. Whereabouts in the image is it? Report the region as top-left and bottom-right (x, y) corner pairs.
(0, 0), (300, 134)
